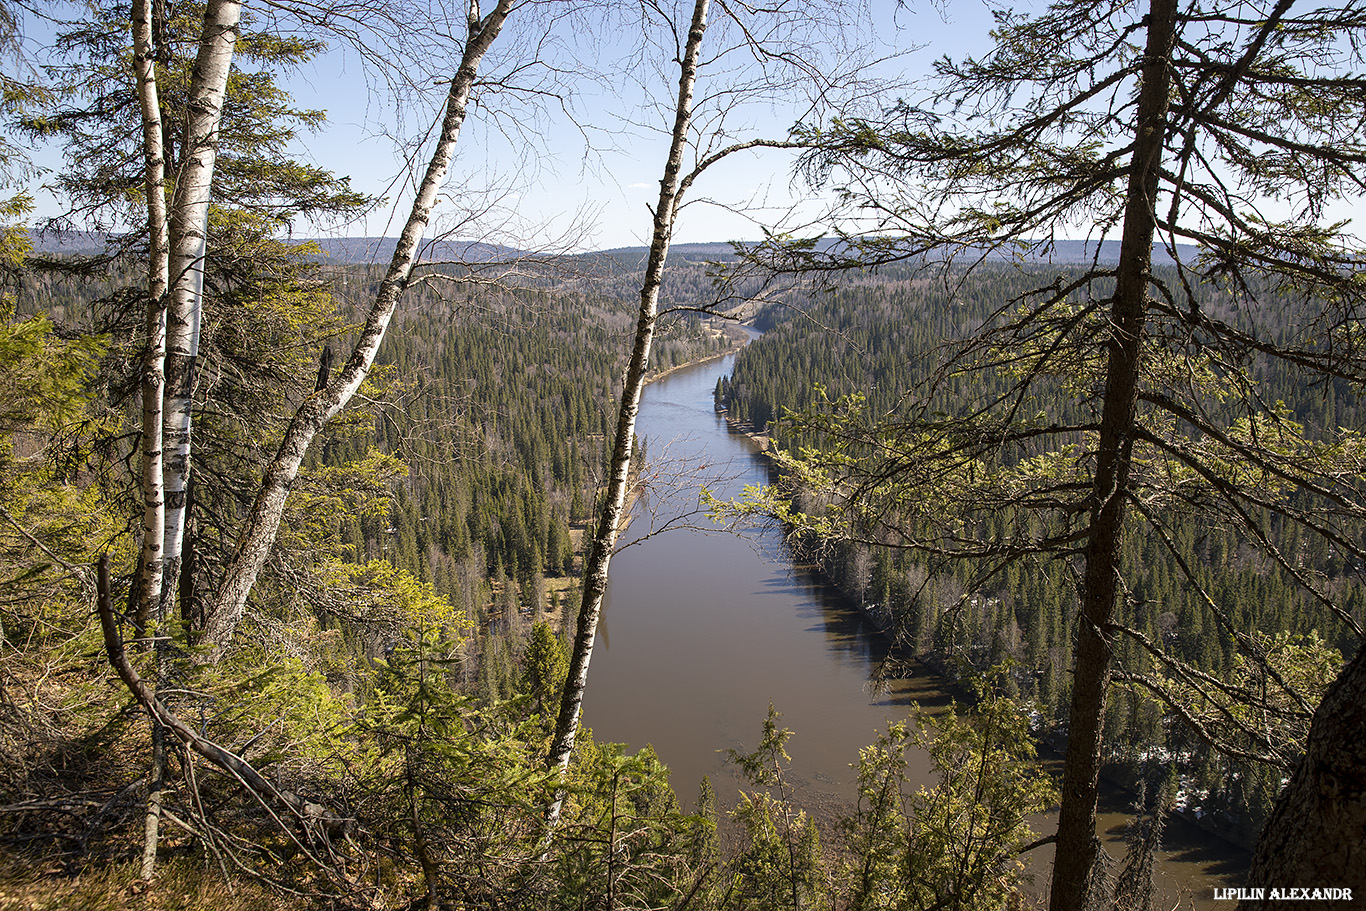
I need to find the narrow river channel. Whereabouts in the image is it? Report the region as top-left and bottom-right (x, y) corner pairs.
(580, 345), (1248, 908)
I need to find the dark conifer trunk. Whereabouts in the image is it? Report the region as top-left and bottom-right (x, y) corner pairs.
(1049, 0), (1176, 905)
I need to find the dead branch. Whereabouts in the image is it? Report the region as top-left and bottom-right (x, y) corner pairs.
(94, 555), (351, 859)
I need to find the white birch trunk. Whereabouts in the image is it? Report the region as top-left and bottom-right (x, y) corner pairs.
(542, 0), (712, 834)
(131, 0), (172, 879)
(162, 0), (241, 618)
(197, 0), (516, 661)
(132, 0), (170, 635)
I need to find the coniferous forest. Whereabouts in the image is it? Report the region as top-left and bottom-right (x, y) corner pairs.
(4, 0), (1366, 909)
(721, 263), (1363, 846)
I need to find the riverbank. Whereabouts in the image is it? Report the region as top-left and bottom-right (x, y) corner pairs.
(619, 338), (750, 534)
(591, 349), (1247, 910)
(645, 336), (749, 386)
(718, 385), (1258, 843)
(716, 409), (771, 451)
(544, 336), (754, 624)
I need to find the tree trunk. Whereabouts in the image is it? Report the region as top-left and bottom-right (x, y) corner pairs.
(130, 0), (179, 878)
(1048, 0), (1176, 907)
(97, 556), (348, 844)
(407, 757), (440, 911)
(197, 0), (515, 661)
(1236, 646), (1366, 910)
(139, 717), (167, 880)
(162, 0), (241, 623)
(131, 0), (169, 635)
(543, 0), (712, 836)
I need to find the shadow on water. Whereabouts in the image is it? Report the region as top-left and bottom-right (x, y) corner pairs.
(1096, 787), (1251, 880)
(585, 350), (1248, 910)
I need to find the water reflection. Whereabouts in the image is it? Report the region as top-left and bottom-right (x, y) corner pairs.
(584, 349), (931, 804)
(580, 349), (1246, 910)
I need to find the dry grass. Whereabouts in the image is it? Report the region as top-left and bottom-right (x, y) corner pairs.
(0, 854), (303, 911)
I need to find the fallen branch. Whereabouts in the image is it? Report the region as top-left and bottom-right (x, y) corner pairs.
(95, 555), (350, 851)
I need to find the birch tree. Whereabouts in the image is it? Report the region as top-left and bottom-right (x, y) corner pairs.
(730, 0), (1366, 906)
(127, 0), (239, 878)
(157, 0), (241, 630)
(197, 0), (517, 659)
(77, 0), (523, 875)
(38, 0), (363, 626)
(543, 0), (716, 825)
(543, 0), (874, 834)
(41, 0), (576, 659)
(130, 0), (169, 635)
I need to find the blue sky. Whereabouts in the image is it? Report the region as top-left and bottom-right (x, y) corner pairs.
(22, 1), (1360, 253)
(13, 0), (997, 251)
(262, 0), (1001, 251)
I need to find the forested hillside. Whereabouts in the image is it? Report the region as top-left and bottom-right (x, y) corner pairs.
(3, 237), (1066, 911)
(6, 0), (1366, 906)
(13, 249), (743, 654)
(721, 263), (1363, 845)
(319, 259), (746, 693)
(0, 245), (767, 904)
(0, 0), (1064, 904)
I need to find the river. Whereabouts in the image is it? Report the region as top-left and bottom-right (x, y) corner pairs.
(580, 346), (1248, 907)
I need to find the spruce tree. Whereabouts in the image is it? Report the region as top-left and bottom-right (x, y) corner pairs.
(734, 0), (1366, 904)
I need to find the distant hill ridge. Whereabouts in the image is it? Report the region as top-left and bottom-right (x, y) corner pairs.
(28, 231), (1197, 266)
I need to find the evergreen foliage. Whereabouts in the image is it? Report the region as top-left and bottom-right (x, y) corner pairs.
(720, 6), (1366, 894)
(10, 0), (1365, 901)
(842, 680), (1055, 911)
(24, 0), (367, 235)
(0, 243), (757, 908)
(723, 263), (1361, 843)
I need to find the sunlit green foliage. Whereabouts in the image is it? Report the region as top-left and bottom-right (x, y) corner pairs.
(0, 309), (115, 639)
(1146, 630), (1343, 841)
(842, 688), (1056, 911)
(554, 739), (711, 911)
(353, 624), (557, 906)
(724, 706), (830, 911)
(721, 263), (1365, 840)
(521, 620), (569, 723)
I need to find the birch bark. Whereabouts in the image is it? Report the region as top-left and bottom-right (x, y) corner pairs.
(161, 0), (242, 618)
(131, 0), (171, 880)
(543, 0), (712, 833)
(131, 0), (169, 635)
(198, 0), (516, 661)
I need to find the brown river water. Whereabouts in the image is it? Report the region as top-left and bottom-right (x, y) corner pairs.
(581, 347), (1248, 908)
